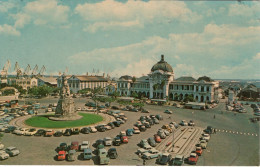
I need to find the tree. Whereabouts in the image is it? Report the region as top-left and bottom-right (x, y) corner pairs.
(131, 91), (138, 98)
(111, 91), (120, 99)
(184, 94), (195, 102)
(132, 102), (144, 109)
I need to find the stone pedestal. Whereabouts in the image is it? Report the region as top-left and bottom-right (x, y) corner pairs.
(49, 97), (82, 121)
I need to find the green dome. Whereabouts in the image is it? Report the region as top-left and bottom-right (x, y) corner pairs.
(151, 55), (173, 73)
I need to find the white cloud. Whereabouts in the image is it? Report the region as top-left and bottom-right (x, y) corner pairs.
(0, 1), (15, 13)
(69, 23), (260, 78)
(84, 20), (143, 33)
(75, 0), (201, 32)
(12, 0), (70, 28)
(0, 24), (20, 36)
(228, 3), (260, 17)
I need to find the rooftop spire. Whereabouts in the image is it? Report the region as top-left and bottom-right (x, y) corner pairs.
(161, 54), (164, 61)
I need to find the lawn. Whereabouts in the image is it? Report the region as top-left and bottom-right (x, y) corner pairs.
(25, 113), (103, 128)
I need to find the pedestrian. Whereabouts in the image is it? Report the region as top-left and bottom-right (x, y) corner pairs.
(214, 128), (217, 134)
(213, 114), (216, 119)
(143, 159), (146, 166)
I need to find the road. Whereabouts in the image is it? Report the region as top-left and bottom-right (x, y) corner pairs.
(0, 97), (259, 166)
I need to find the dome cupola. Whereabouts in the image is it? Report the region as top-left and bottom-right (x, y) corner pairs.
(151, 55), (173, 73)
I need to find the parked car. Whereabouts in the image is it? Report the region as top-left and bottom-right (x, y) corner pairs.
(67, 150), (76, 161)
(180, 120), (188, 126)
(171, 154), (184, 166)
(157, 152), (171, 165)
(63, 129), (72, 136)
(113, 121), (121, 127)
(153, 118), (160, 124)
(5, 126), (17, 133)
(44, 129), (55, 137)
(157, 129), (166, 139)
(121, 136), (128, 143)
(34, 129), (46, 136)
(133, 127), (141, 134)
(24, 128), (37, 136)
(141, 109), (149, 113)
(54, 130), (64, 137)
(202, 133), (210, 142)
(139, 125), (146, 132)
(81, 127), (90, 134)
(70, 141), (79, 151)
(104, 137), (112, 146)
(195, 147), (203, 156)
(5, 147), (20, 156)
(57, 151), (66, 161)
(0, 150), (9, 160)
(95, 139), (104, 148)
(113, 136), (121, 146)
(108, 148), (118, 159)
(142, 150), (161, 160)
(164, 110), (173, 114)
(72, 128), (80, 135)
(154, 134), (161, 143)
(200, 140), (207, 149)
(126, 129), (134, 136)
(96, 125), (106, 132)
(155, 114), (163, 120)
(58, 143), (68, 151)
(139, 139), (151, 149)
(90, 126), (97, 133)
(188, 120), (195, 126)
(83, 148), (92, 160)
(204, 126), (213, 134)
(107, 122), (115, 129)
(188, 153), (198, 164)
(98, 148), (110, 165)
(148, 137), (157, 147)
(13, 128), (29, 135)
(80, 141), (90, 151)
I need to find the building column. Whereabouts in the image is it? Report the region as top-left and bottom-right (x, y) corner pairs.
(149, 82), (153, 99)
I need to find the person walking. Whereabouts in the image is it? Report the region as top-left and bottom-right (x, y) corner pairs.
(213, 114), (216, 119)
(143, 159), (146, 166)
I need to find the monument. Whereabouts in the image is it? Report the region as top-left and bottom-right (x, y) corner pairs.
(49, 73), (82, 121)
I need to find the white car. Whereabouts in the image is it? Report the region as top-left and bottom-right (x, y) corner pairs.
(0, 142), (4, 150)
(133, 127), (140, 134)
(202, 133), (210, 142)
(80, 141), (90, 151)
(137, 148), (149, 155)
(200, 140), (207, 149)
(13, 128), (29, 135)
(120, 131), (126, 136)
(0, 150), (9, 160)
(5, 147), (20, 156)
(82, 107), (87, 111)
(24, 128), (37, 136)
(90, 126), (97, 133)
(103, 137), (112, 146)
(77, 107), (81, 111)
(104, 125), (111, 130)
(163, 129), (170, 136)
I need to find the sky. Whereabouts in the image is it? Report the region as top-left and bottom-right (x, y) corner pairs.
(0, 0), (259, 79)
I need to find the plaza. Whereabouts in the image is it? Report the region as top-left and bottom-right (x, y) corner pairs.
(0, 96), (259, 166)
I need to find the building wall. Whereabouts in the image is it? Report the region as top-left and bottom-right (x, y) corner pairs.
(7, 77), (38, 90)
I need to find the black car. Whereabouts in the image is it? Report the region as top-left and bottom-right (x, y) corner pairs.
(113, 136), (121, 146)
(54, 131), (63, 137)
(111, 106), (120, 110)
(139, 125), (146, 132)
(95, 139), (104, 147)
(63, 129), (72, 136)
(5, 126), (17, 133)
(113, 121), (121, 127)
(148, 137), (156, 147)
(81, 127), (90, 134)
(107, 122), (115, 129)
(58, 142), (68, 151)
(34, 129), (46, 136)
(156, 114), (163, 120)
(204, 126), (213, 134)
(139, 116), (146, 121)
(96, 125), (106, 132)
(148, 119), (154, 125)
(108, 148), (118, 159)
(144, 122), (151, 128)
(72, 128), (80, 135)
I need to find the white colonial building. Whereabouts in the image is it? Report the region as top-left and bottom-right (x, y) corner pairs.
(57, 74), (109, 93)
(116, 55), (220, 102)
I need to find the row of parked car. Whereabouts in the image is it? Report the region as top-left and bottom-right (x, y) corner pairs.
(55, 140), (118, 163)
(0, 108), (128, 137)
(0, 142), (20, 160)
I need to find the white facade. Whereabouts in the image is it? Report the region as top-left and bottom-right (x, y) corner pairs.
(116, 55), (220, 103)
(7, 77), (38, 90)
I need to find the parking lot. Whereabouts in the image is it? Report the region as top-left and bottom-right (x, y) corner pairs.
(0, 97), (259, 165)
